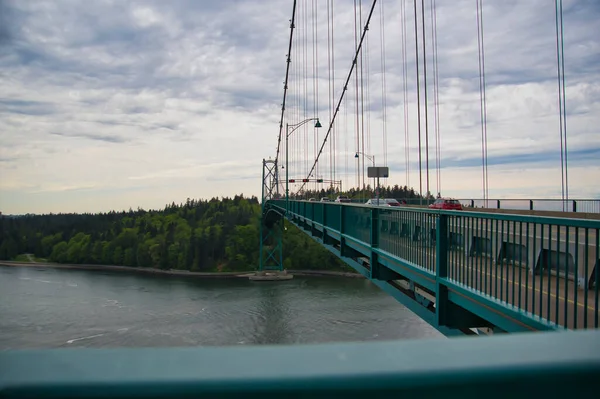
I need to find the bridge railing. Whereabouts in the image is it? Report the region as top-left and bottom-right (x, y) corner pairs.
(301, 197), (600, 214)
(271, 200), (600, 331)
(457, 198), (600, 214)
(334, 197), (600, 213)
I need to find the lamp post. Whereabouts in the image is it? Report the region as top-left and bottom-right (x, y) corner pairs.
(286, 118), (322, 214)
(355, 152), (376, 202)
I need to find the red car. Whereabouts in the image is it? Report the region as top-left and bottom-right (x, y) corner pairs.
(428, 198), (463, 210)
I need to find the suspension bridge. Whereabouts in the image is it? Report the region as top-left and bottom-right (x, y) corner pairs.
(1, 1), (599, 397)
(258, 0), (599, 332)
(253, 0), (600, 392)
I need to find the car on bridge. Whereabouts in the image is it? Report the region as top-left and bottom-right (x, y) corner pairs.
(320, 197), (332, 202)
(335, 195), (352, 203)
(428, 198), (463, 210)
(365, 198), (403, 207)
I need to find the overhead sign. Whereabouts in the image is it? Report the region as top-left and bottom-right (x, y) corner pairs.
(367, 166), (389, 178)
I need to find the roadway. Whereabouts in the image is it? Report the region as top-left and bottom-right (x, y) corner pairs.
(376, 232), (599, 330)
(282, 202), (600, 329)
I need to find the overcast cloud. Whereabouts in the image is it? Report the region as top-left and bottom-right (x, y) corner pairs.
(0, 0), (598, 214)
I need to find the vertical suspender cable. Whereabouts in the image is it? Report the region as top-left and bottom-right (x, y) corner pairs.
(413, 0), (423, 203)
(274, 0), (297, 173)
(379, 1), (388, 167)
(555, 0), (565, 206)
(312, 0), (317, 188)
(481, 0), (489, 202)
(559, 0), (568, 202)
(359, 0), (366, 191)
(302, 0), (306, 177)
(555, 0), (568, 208)
(328, 0), (333, 189)
(297, 0), (378, 194)
(304, 0), (309, 178)
(354, 0), (361, 189)
(296, 6), (300, 189)
(401, 0), (410, 188)
(476, 0), (489, 204)
(365, 18), (371, 174)
(345, 90), (349, 192)
(331, 0), (336, 192)
(420, 0), (430, 199)
(431, 0), (441, 196)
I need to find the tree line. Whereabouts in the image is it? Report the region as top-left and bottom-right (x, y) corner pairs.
(0, 195), (349, 273)
(289, 184), (436, 202)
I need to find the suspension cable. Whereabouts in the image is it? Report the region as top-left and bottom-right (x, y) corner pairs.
(313, 0), (319, 189)
(420, 0), (430, 199)
(331, 0), (336, 192)
(380, 0), (388, 167)
(359, 0), (366, 191)
(354, 0), (361, 189)
(365, 12), (372, 176)
(431, 0), (441, 196)
(274, 0), (297, 170)
(555, 0), (568, 207)
(327, 0), (332, 188)
(401, 0), (410, 188)
(476, 0), (489, 203)
(413, 0), (423, 202)
(296, 0), (378, 194)
(303, 0), (308, 177)
(559, 0), (568, 202)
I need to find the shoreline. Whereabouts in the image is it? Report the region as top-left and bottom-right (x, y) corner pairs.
(0, 261), (363, 279)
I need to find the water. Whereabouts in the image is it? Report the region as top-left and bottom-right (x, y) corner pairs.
(0, 266), (442, 350)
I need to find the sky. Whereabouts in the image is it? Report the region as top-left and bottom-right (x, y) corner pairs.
(0, 0), (598, 214)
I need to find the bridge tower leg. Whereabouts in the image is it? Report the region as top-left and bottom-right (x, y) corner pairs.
(253, 159), (293, 281)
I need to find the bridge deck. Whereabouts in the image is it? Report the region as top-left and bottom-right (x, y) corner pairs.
(273, 200), (600, 333)
(378, 236), (598, 330)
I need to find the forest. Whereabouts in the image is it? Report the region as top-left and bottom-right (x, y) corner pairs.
(0, 185), (428, 272)
(0, 194), (351, 272)
(293, 183), (435, 203)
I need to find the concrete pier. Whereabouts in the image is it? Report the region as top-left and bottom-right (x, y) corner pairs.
(248, 270), (294, 281)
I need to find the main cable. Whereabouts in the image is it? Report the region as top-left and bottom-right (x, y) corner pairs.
(274, 0), (298, 172)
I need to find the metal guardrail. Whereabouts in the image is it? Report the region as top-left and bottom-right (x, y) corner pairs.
(1, 330), (599, 398)
(272, 200), (600, 332)
(457, 199), (600, 214)
(291, 198), (600, 213)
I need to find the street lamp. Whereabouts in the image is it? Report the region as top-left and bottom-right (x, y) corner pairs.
(286, 118), (322, 214)
(355, 151), (377, 202)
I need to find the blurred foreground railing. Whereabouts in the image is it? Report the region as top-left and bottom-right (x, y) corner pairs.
(1, 330), (599, 398)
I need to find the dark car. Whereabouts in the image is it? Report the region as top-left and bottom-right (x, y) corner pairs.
(428, 198), (463, 210)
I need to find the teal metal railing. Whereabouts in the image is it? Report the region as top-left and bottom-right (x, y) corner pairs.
(271, 200), (600, 333)
(456, 198), (600, 213)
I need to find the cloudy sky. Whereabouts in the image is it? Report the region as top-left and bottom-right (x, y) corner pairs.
(0, 0), (598, 214)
